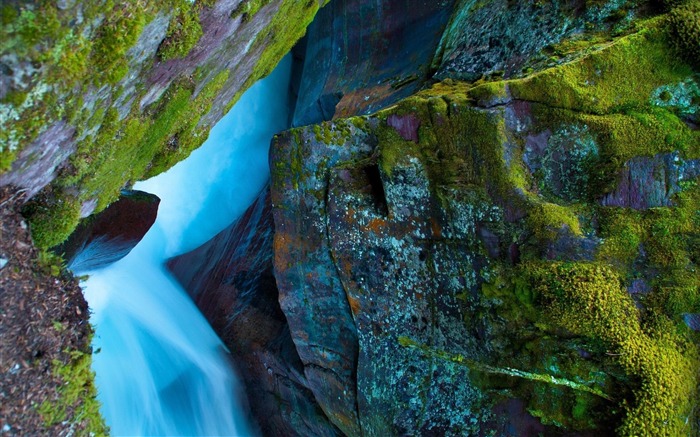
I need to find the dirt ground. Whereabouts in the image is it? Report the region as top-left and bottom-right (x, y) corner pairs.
(0, 186), (97, 436)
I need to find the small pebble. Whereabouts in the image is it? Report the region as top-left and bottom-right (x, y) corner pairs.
(2, 423), (11, 432)
(0, 257), (7, 269)
(683, 313), (700, 332)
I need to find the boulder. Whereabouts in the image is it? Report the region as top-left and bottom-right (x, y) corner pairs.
(56, 190), (159, 274)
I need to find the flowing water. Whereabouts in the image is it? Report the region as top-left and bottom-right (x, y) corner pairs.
(82, 55), (292, 436)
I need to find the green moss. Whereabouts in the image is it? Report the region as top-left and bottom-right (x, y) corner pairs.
(231, 0), (272, 20)
(158, 1), (204, 60)
(466, 80), (508, 106)
(91, 2), (147, 84)
(145, 69), (230, 177)
(1, 90), (28, 106)
(527, 202), (583, 241)
(509, 22), (693, 114)
(37, 348), (108, 435)
(377, 125), (412, 177)
(15, 6), (63, 46)
(528, 105), (699, 194)
(529, 262), (699, 436)
(596, 207), (644, 267)
(312, 121), (351, 145)
(23, 188), (82, 249)
(669, 0), (700, 65)
(375, 91), (510, 202)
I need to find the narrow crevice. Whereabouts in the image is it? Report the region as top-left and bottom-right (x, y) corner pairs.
(363, 163), (389, 217)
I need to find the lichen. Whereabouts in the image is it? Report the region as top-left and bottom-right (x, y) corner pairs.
(509, 20), (693, 114)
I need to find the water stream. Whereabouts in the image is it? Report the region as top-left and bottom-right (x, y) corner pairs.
(82, 55), (292, 436)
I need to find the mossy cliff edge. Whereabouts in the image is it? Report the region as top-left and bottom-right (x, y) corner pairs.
(269, 3), (699, 435)
(0, 0), (328, 249)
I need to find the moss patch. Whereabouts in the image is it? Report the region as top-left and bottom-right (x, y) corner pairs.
(669, 0), (700, 65)
(528, 262), (699, 436)
(37, 348), (108, 435)
(509, 21), (693, 114)
(158, 1), (205, 60)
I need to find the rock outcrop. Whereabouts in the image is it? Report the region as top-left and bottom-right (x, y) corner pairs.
(0, 0), (327, 248)
(171, 0), (700, 435)
(167, 188), (340, 436)
(291, 0), (456, 126)
(270, 64), (699, 433)
(55, 190), (160, 274)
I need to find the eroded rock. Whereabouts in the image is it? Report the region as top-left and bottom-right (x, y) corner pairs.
(167, 188), (341, 437)
(56, 190), (159, 274)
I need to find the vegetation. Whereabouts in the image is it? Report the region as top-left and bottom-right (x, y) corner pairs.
(529, 263), (699, 436)
(91, 2), (147, 84)
(158, 1), (204, 60)
(0, 0), (325, 249)
(231, 0), (272, 21)
(508, 20), (693, 114)
(668, 0), (700, 65)
(38, 348), (108, 435)
(22, 188), (82, 249)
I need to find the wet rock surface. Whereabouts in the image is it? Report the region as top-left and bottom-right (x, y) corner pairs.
(167, 188), (340, 437)
(56, 190), (160, 274)
(291, 0), (456, 126)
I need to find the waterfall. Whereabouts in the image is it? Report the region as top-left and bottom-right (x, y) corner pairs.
(82, 55), (292, 436)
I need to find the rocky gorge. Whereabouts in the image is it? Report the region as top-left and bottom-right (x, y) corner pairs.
(1, 0), (699, 435)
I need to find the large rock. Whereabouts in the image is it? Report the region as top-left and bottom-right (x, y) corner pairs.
(1, 0), (326, 248)
(601, 152), (700, 209)
(290, 0), (456, 126)
(270, 36), (700, 432)
(56, 190), (159, 274)
(167, 187), (340, 437)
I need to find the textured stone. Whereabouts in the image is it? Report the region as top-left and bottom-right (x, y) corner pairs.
(167, 188), (340, 437)
(56, 190), (159, 274)
(601, 152), (700, 209)
(291, 0), (456, 126)
(434, 0), (635, 81)
(0, 122), (76, 199)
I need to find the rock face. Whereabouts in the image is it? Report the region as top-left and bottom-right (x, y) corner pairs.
(55, 190), (159, 274)
(269, 70), (699, 433)
(171, 1), (699, 435)
(291, 0), (456, 126)
(167, 188), (340, 437)
(433, 0), (634, 81)
(600, 152), (700, 209)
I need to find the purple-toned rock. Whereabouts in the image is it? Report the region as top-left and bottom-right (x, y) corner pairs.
(0, 122), (76, 199)
(167, 187), (340, 437)
(387, 114), (421, 142)
(601, 152), (700, 209)
(56, 190), (159, 274)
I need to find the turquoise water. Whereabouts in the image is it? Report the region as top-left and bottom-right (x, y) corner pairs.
(83, 55), (292, 436)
